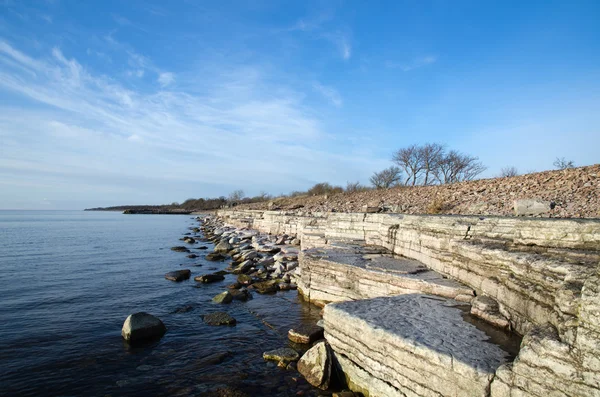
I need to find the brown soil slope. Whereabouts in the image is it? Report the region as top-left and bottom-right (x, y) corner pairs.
(237, 164), (600, 218)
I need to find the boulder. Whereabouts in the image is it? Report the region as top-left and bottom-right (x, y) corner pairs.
(206, 253), (226, 261)
(121, 312), (166, 343)
(237, 274), (253, 285)
(202, 312), (237, 326)
(514, 199), (553, 216)
(170, 246), (190, 253)
(240, 250), (258, 261)
(263, 347), (299, 363)
(233, 260), (253, 274)
(195, 273), (225, 283)
(252, 280), (280, 294)
(230, 288), (252, 301)
(183, 237), (196, 244)
(212, 291), (233, 304)
(297, 341), (332, 390)
(214, 240), (233, 253)
(288, 324), (324, 344)
(165, 269), (191, 282)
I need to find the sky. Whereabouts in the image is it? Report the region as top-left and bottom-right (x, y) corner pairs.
(0, 0), (599, 209)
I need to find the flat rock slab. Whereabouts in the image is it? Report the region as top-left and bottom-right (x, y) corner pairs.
(300, 244), (474, 305)
(165, 269), (191, 282)
(324, 294), (515, 397)
(203, 312), (237, 326)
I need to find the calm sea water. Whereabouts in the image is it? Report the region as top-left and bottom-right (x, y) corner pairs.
(0, 211), (321, 396)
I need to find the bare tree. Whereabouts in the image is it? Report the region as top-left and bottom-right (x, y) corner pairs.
(500, 167), (519, 177)
(392, 144), (423, 186)
(370, 166), (402, 189)
(435, 150), (487, 183)
(420, 143), (446, 185)
(346, 181), (366, 193)
(553, 157), (575, 170)
(228, 190), (245, 202)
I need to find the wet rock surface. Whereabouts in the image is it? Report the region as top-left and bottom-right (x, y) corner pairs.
(263, 348), (299, 364)
(195, 273), (226, 283)
(121, 312), (166, 343)
(165, 269), (191, 282)
(202, 312), (237, 326)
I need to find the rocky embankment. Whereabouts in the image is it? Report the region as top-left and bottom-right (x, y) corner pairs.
(238, 164), (600, 218)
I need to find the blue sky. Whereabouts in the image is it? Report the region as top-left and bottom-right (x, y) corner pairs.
(1, 0), (599, 209)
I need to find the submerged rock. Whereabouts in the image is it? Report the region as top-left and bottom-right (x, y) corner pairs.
(262, 347), (299, 363)
(195, 273), (226, 283)
(165, 269), (191, 282)
(297, 341), (332, 390)
(121, 312), (166, 343)
(187, 254), (199, 259)
(171, 246), (190, 253)
(203, 312), (237, 326)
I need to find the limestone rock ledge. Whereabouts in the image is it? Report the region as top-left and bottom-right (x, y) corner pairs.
(324, 295), (516, 397)
(298, 242), (474, 307)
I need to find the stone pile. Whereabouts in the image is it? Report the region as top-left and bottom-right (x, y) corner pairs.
(236, 164), (600, 218)
(200, 216), (302, 294)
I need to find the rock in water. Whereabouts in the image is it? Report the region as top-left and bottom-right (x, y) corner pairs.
(165, 269), (191, 282)
(230, 288), (252, 301)
(206, 253), (226, 261)
(214, 240), (233, 253)
(170, 246), (190, 253)
(262, 347), (299, 363)
(252, 280), (280, 294)
(195, 273), (225, 283)
(288, 324), (324, 344)
(297, 341), (332, 390)
(212, 291), (233, 304)
(121, 312), (166, 343)
(202, 312), (237, 326)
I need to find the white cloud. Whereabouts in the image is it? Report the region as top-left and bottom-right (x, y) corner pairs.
(313, 83), (342, 107)
(0, 40), (387, 206)
(127, 134), (142, 142)
(157, 72), (174, 87)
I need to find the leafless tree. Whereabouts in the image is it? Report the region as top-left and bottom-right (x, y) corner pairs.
(500, 166), (519, 177)
(435, 150), (487, 183)
(553, 157), (575, 170)
(370, 166), (402, 189)
(228, 190), (245, 202)
(346, 181), (367, 193)
(420, 143), (446, 185)
(392, 144), (423, 186)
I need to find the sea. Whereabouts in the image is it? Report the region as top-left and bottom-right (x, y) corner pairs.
(0, 210), (322, 396)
